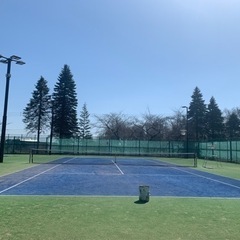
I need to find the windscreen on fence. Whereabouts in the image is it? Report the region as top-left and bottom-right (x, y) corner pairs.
(4, 136), (240, 164)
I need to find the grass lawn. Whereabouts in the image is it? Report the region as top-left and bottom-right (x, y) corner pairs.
(197, 158), (240, 180)
(0, 155), (32, 176)
(0, 155), (239, 240)
(0, 196), (240, 240)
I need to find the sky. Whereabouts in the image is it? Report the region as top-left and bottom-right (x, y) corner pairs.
(1, 0), (240, 136)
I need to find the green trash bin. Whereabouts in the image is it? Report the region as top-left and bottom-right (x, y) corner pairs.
(139, 185), (150, 202)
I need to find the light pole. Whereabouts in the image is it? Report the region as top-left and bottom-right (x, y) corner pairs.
(182, 106), (189, 153)
(0, 55), (25, 163)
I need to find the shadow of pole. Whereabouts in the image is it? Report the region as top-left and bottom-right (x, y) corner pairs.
(134, 199), (149, 204)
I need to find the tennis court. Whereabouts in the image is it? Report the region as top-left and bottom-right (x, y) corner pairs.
(0, 155), (240, 197)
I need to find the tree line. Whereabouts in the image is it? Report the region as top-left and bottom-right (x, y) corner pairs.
(23, 65), (240, 144)
(23, 65), (92, 148)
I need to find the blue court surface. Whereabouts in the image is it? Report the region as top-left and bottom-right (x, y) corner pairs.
(0, 156), (240, 197)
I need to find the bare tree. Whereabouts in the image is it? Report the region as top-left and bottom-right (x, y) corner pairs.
(167, 109), (186, 140)
(141, 112), (168, 140)
(94, 112), (133, 139)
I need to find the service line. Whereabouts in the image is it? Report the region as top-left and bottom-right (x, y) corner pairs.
(112, 160), (124, 175)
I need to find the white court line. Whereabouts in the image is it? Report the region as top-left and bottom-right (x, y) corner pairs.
(0, 157), (119, 194)
(174, 167), (240, 190)
(112, 160), (124, 175)
(63, 157), (76, 163)
(0, 164), (61, 194)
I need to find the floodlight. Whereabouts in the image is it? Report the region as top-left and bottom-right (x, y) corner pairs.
(10, 55), (21, 60)
(0, 59), (8, 64)
(16, 60), (25, 65)
(180, 129), (187, 136)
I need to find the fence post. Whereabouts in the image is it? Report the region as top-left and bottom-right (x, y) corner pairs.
(230, 139), (232, 162)
(12, 136), (15, 153)
(138, 140), (141, 156)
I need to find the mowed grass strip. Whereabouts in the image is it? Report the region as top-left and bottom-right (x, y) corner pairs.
(196, 159), (240, 180)
(0, 155), (32, 176)
(0, 196), (239, 240)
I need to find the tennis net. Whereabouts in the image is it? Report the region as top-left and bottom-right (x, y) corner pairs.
(29, 148), (197, 167)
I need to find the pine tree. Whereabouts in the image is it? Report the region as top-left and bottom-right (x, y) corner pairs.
(225, 112), (240, 138)
(52, 65), (79, 138)
(79, 103), (92, 139)
(22, 76), (51, 147)
(188, 87), (207, 140)
(206, 97), (224, 140)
